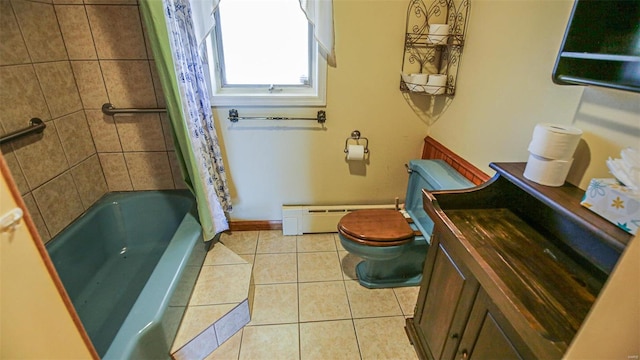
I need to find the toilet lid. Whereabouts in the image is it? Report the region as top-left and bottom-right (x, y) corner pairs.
(338, 209), (414, 246)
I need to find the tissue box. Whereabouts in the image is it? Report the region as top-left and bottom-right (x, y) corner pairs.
(580, 178), (640, 235)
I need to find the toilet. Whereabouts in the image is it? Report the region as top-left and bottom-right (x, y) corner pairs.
(338, 159), (474, 288)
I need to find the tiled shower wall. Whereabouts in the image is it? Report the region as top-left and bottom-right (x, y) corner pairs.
(0, 0), (185, 242)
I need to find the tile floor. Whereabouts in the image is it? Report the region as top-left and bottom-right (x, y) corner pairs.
(204, 230), (420, 360)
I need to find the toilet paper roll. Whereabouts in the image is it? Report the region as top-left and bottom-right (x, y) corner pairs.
(428, 24), (449, 45)
(528, 123), (582, 160)
(346, 144), (365, 161)
(523, 154), (573, 186)
(425, 74), (447, 95)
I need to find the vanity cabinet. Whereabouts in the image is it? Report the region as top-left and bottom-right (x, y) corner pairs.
(406, 162), (632, 360)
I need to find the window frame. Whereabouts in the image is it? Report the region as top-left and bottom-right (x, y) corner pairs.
(205, 6), (327, 107)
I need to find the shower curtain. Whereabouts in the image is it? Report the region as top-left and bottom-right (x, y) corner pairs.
(139, 0), (232, 240)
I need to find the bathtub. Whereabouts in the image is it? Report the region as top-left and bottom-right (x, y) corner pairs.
(46, 190), (206, 359)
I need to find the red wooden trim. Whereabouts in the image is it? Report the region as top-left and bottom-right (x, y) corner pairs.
(422, 136), (491, 185)
(229, 220), (282, 231)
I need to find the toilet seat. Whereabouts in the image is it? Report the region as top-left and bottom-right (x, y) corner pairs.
(338, 209), (415, 247)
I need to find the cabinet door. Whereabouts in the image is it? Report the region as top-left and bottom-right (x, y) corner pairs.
(416, 234), (479, 360)
(456, 289), (523, 360)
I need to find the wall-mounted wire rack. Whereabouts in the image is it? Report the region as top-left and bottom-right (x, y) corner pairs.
(400, 0), (471, 96)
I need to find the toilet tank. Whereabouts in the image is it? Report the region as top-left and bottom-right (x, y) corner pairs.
(404, 159), (474, 239)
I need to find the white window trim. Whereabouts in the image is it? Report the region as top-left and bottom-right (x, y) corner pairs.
(204, 27), (327, 107)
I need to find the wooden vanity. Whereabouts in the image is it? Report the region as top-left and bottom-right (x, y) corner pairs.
(405, 162), (632, 359)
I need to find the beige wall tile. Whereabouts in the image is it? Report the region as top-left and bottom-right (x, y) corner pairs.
(71, 61), (108, 109)
(160, 114), (175, 150)
(22, 192), (51, 243)
(0, 1), (30, 66)
(85, 110), (122, 152)
(55, 5), (97, 60)
(71, 154), (107, 209)
(149, 61), (166, 107)
(124, 151), (174, 190)
(53, 0), (83, 4)
(98, 152), (132, 191)
(86, 5), (146, 60)
(33, 61), (82, 118)
(204, 329), (242, 360)
(1, 145), (29, 195)
(101, 60), (157, 108)
(115, 114), (166, 152)
(84, 0), (137, 5)
(11, 0), (67, 62)
(0, 65), (51, 132)
(13, 120), (69, 189)
(168, 151), (188, 189)
(55, 110), (95, 166)
(32, 172), (84, 237)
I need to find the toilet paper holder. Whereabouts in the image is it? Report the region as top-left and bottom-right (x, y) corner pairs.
(344, 130), (369, 154)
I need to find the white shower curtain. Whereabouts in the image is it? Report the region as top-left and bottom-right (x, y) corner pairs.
(140, 0), (232, 240)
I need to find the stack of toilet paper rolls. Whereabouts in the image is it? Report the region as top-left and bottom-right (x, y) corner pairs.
(523, 123), (582, 186)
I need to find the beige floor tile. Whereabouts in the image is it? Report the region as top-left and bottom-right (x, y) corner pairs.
(239, 324), (299, 360)
(205, 329), (243, 360)
(393, 286), (420, 316)
(253, 253), (297, 284)
(257, 230), (297, 253)
(220, 231), (259, 254)
(238, 253), (255, 265)
(334, 233), (347, 251)
(300, 320), (361, 360)
(190, 264), (252, 305)
(172, 304), (235, 353)
(249, 283), (298, 325)
(339, 250), (361, 281)
(298, 281), (351, 322)
(354, 316), (418, 360)
(204, 243), (248, 265)
(345, 281), (403, 318)
(298, 252), (343, 282)
(297, 233), (337, 252)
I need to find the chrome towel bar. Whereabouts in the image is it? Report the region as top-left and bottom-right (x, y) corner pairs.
(101, 103), (327, 124)
(228, 109), (326, 123)
(0, 118), (46, 145)
(102, 103), (167, 115)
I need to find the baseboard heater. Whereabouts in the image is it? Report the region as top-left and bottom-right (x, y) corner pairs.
(282, 204), (397, 235)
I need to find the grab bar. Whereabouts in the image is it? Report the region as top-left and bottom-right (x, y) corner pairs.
(0, 118), (46, 145)
(228, 109), (326, 123)
(102, 103), (167, 115)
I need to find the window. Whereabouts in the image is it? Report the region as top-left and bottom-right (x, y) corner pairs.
(205, 0), (327, 106)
